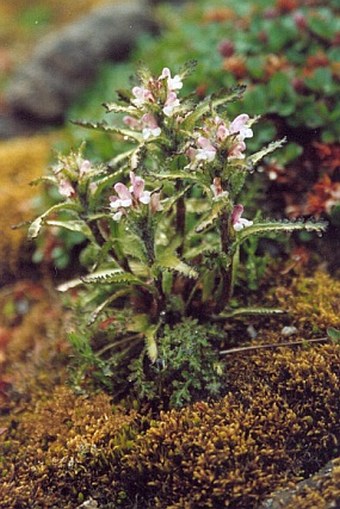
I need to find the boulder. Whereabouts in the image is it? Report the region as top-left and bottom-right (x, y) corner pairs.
(4, 1), (157, 126)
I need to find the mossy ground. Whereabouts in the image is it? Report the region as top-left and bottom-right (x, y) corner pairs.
(0, 269), (338, 508)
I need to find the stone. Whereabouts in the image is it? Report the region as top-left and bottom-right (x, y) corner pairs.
(259, 458), (340, 509)
(4, 1), (157, 125)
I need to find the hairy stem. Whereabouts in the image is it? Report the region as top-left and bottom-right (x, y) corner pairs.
(215, 211), (232, 313)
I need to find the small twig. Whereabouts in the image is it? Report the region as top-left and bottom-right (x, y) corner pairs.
(220, 337), (329, 355)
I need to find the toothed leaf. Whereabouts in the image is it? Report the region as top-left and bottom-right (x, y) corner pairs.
(235, 219), (327, 246)
(155, 250), (198, 279)
(247, 138), (286, 169)
(195, 200), (227, 233)
(72, 120), (143, 142)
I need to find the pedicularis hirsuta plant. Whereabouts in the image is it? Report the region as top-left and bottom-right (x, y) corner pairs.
(29, 64), (326, 403)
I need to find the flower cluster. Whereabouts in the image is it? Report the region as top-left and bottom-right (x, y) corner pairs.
(109, 172), (151, 221)
(189, 113), (254, 166)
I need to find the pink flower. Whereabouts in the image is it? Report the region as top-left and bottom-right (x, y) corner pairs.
(79, 159), (91, 177)
(129, 172), (151, 204)
(123, 113), (161, 140)
(195, 136), (217, 162)
(132, 86), (154, 107)
(123, 115), (141, 129)
(109, 172), (151, 220)
(110, 183), (133, 210)
(141, 113), (161, 139)
(231, 204), (253, 231)
(159, 67), (183, 91)
(163, 91), (180, 117)
(58, 179), (75, 198)
(228, 140), (247, 160)
(229, 114), (253, 140)
(210, 177), (229, 200)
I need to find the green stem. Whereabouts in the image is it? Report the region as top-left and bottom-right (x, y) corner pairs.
(89, 220), (130, 272)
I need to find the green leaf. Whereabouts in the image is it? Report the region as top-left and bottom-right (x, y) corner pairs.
(155, 250), (198, 279)
(247, 138), (286, 169)
(72, 120), (143, 142)
(145, 325), (159, 363)
(81, 269), (144, 286)
(182, 84), (246, 130)
(327, 327), (340, 342)
(57, 277), (84, 292)
(195, 199), (227, 233)
(234, 219), (327, 247)
(28, 202), (81, 239)
(87, 289), (129, 325)
(102, 102), (136, 114)
(213, 307), (284, 320)
(45, 219), (95, 241)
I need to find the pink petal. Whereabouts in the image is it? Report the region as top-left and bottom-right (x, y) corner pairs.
(114, 182), (132, 202)
(231, 204), (244, 225)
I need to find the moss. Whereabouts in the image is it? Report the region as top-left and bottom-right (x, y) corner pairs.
(0, 271), (338, 508)
(275, 271), (340, 332)
(117, 342), (339, 508)
(0, 386), (138, 509)
(0, 136), (51, 280)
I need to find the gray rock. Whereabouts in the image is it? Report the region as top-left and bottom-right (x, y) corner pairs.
(4, 1), (157, 124)
(259, 458), (340, 509)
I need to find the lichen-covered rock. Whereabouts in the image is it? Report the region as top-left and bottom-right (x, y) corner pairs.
(0, 136), (51, 282)
(260, 458), (340, 509)
(4, 1), (157, 125)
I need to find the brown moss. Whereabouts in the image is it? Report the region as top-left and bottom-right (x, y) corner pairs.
(0, 136), (52, 280)
(275, 270), (340, 333)
(117, 342), (339, 508)
(0, 385), (138, 509)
